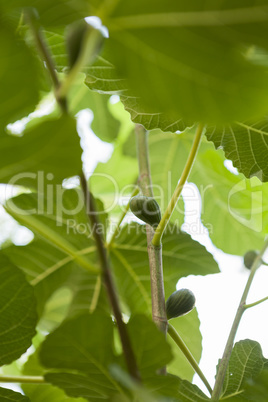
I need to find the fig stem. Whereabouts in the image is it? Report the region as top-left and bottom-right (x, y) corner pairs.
(167, 323), (212, 395)
(244, 295), (268, 309)
(211, 237), (268, 401)
(57, 27), (102, 100)
(152, 123), (204, 247)
(0, 375), (45, 384)
(108, 186), (139, 249)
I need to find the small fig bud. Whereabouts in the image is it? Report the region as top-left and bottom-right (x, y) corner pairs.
(243, 250), (261, 269)
(65, 20), (104, 68)
(129, 196), (161, 228)
(166, 289), (195, 320)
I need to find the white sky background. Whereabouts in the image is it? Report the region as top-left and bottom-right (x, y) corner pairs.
(1, 100), (268, 397)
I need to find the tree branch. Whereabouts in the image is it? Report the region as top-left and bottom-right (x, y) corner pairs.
(25, 9), (67, 112)
(135, 125), (167, 339)
(211, 237), (268, 400)
(80, 173), (140, 382)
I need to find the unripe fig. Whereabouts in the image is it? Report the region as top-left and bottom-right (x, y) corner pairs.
(243, 250), (261, 269)
(129, 196), (161, 228)
(65, 20), (103, 68)
(166, 289), (195, 320)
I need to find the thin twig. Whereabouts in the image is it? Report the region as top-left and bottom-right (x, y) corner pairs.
(0, 375), (45, 384)
(152, 123), (204, 247)
(80, 173), (140, 382)
(25, 9), (67, 112)
(211, 237), (268, 400)
(108, 186), (139, 249)
(244, 295), (268, 309)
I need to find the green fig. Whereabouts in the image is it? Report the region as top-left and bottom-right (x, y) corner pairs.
(129, 196), (161, 228)
(243, 250), (261, 269)
(65, 20), (103, 68)
(166, 289), (196, 320)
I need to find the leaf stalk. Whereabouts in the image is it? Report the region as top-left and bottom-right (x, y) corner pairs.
(0, 375), (45, 384)
(152, 123), (204, 247)
(167, 323), (212, 395)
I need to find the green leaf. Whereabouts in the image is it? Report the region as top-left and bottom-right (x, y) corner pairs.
(67, 74), (120, 142)
(40, 312), (116, 370)
(0, 21), (40, 132)
(37, 287), (73, 332)
(0, 388), (30, 402)
(176, 378), (209, 401)
(167, 310), (202, 381)
(206, 119), (268, 182)
(237, 369), (268, 402)
(4, 190), (98, 274)
(1, 115), (82, 188)
(3, 190), (110, 320)
(67, 270), (109, 319)
(40, 312), (128, 401)
(40, 312), (179, 400)
(100, 1), (268, 125)
(45, 372), (128, 402)
(44, 28), (68, 71)
(44, 27), (187, 132)
(23, 346), (86, 402)
(111, 366), (182, 401)
(121, 96), (187, 133)
(84, 55), (126, 94)
(2, 0), (91, 27)
(221, 339), (267, 399)
(90, 147), (138, 219)
(85, 55), (189, 132)
(189, 145), (268, 255)
(2, 238), (80, 315)
(0, 255), (37, 366)
(127, 315), (173, 374)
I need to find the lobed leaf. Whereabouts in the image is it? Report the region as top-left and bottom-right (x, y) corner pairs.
(40, 312), (179, 400)
(176, 378), (209, 401)
(0, 387), (30, 401)
(0, 21), (40, 132)
(23, 347), (86, 402)
(100, 0), (268, 124)
(1, 115), (82, 188)
(67, 74), (121, 143)
(221, 339), (268, 399)
(206, 119), (268, 182)
(3, 189), (110, 318)
(189, 144), (268, 255)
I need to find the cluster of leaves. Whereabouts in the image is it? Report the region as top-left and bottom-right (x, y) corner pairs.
(0, 0), (268, 401)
